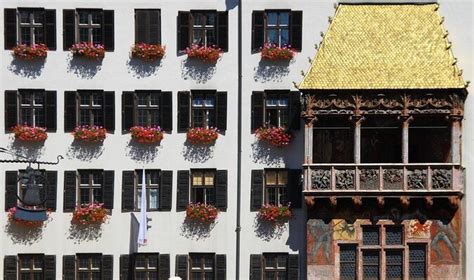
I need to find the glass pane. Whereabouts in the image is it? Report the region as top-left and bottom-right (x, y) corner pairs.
(91, 272), (101, 280)
(277, 272), (287, 280)
(135, 255), (146, 268)
(148, 256), (158, 268)
(79, 12), (89, 24)
(363, 251), (380, 280)
(206, 14), (216, 26)
(205, 30), (216, 46)
(267, 29), (278, 45)
(78, 258), (88, 268)
(205, 188), (215, 204)
(193, 30), (204, 45)
(191, 272), (201, 280)
(92, 172), (102, 184)
(79, 28), (89, 43)
(386, 227), (403, 245)
(78, 273), (89, 280)
(193, 172), (203, 186)
(266, 172), (277, 185)
(204, 257), (214, 268)
(279, 12), (290, 26)
(80, 189), (91, 204)
(193, 111), (204, 127)
(149, 272), (158, 279)
(280, 29), (289, 46)
(135, 272), (146, 280)
(204, 96), (215, 107)
(137, 110), (147, 126)
(265, 271), (276, 280)
(150, 94), (159, 106)
(204, 272), (214, 280)
(93, 188), (102, 203)
(21, 27), (31, 45)
(267, 12), (278, 25)
(150, 110), (160, 126)
(20, 256), (31, 268)
(92, 12), (102, 24)
(278, 96), (289, 106)
(34, 257), (43, 268)
(136, 188), (142, 210)
(193, 14), (203, 26)
(33, 94), (44, 105)
(265, 255), (276, 268)
(149, 189), (159, 209)
(33, 274), (43, 280)
(277, 255), (287, 268)
(34, 109), (45, 127)
(92, 28), (102, 44)
(137, 94), (147, 106)
(192, 96), (203, 107)
(20, 109), (32, 126)
(193, 188), (205, 204)
(204, 172), (214, 186)
(80, 94), (90, 105)
(92, 94), (102, 106)
(149, 171), (159, 184)
(278, 171), (288, 185)
(20, 11), (30, 23)
(363, 227), (380, 245)
(33, 12), (43, 24)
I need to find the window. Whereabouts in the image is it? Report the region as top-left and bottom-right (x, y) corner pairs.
(339, 245), (357, 280)
(79, 171), (103, 205)
(264, 170), (288, 206)
(265, 93), (289, 128)
(191, 170), (215, 204)
(192, 92), (216, 128)
(78, 91), (103, 126)
(135, 9), (161, 44)
(251, 10), (302, 51)
(19, 254), (44, 280)
(19, 90), (45, 127)
(134, 254), (159, 280)
(251, 91), (300, 132)
(312, 117), (353, 163)
(189, 254), (215, 280)
(136, 92), (160, 126)
(77, 10), (102, 44)
(122, 91), (172, 132)
(177, 11), (228, 51)
(4, 8), (56, 50)
(409, 116), (451, 163)
(409, 244), (426, 280)
(76, 255), (101, 280)
(361, 117), (402, 163)
(263, 254), (288, 280)
(136, 170), (160, 211)
(64, 91), (114, 132)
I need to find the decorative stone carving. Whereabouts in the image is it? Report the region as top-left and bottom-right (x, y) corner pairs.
(335, 169), (355, 190)
(408, 169), (427, 189)
(383, 169), (403, 190)
(432, 169), (452, 190)
(360, 169), (379, 190)
(311, 169), (331, 190)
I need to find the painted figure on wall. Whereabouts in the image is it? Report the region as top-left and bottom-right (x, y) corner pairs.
(307, 219), (334, 265)
(430, 210), (461, 264)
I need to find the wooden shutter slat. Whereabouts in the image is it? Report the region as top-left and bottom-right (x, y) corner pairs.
(178, 91), (190, 133)
(251, 91), (264, 132)
(177, 12), (190, 52)
(5, 90), (18, 132)
(45, 171), (57, 211)
(288, 169), (302, 208)
(250, 254), (262, 280)
(63, 10), (75, 51)
(159, 254), (170, 280)
(122, 91), (135, 132)
(44, 10), (56, 50)
(62, 255), (75, 280)
(217, 11), (228, 51)
(103, 91), (115, 131)
(4, 9), (17, 50)
(135, 10), (148, 44)
(63, 171), (77, 212)
(290, 11), (303, 51)
(45, 90), (57, 132)
(216, 92), (227, 132)
(44, 255), (56, 280)
(102, 255), (114, 280)
(64, 91), (77, 132)
(5, 171), (18, 211)
(160, 171), (172, 211)
(252, 11), (265, 52)
(289, 91), (301, 131)
(150, 9), (161, 44)
(215, 254), (226, 280)
(4, 255), (17, 280)
(121, 171), (135, 212)
(160, 91), (172, 132)
(287, 254), (299, 279)
(176, 170), (190, 211)
(250, 170), (264, 211)
(175, 255), (188, 280)
(215, 170), (228, 211)
(103, 171), (115, 209)
(103, 10), (114, 51)
(119, 254), (130, 280)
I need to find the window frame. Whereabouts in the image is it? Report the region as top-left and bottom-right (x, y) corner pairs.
(191, 91), (217, 129)
(75, 9), (102, 44)
(133, 253), (159, 280)
(264, 91), (290, 129)
(77, 170), (104, 205)
(190, 169), (216, 205)
(17, 8), (44, 45)
(76, 254), (102, 280)
(134, 169), (160, 211)
(17, 89), (46, 128)
(263, 10), (291, 47)
(189, 11), (217, 47)
(264, 169), (288, 207)
(18, 254), (45, 280)
(262, 253), (289, 280)
(189, 253), (215, 280)
(76, 91), (105, 127)
(134, 91), (161, 127)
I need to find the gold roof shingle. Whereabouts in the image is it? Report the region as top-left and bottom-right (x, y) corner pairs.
(299, 4), (465, 90)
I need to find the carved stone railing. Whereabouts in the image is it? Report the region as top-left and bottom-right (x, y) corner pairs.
(304, 163), (464, 196)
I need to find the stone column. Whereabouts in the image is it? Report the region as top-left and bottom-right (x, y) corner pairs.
(450, 115), (463, 164)
(400, 116), (413, 164)
(351, 115), (364, 164)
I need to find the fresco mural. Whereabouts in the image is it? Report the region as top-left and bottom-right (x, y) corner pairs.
(408, 219), (432, 239)
(332, 219), (356, 241)
(430, 210), (461, 265)
(307, 219), (334, 265)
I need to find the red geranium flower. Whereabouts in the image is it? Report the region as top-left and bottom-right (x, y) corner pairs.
(70, 42), (105, 59)
(130, 126), (164, 144)
(261, 43), (296, 61)
(72, 203), (108, 225)
(257, 204), (292, 222)
(185, 44), (222, 63)
(255, 126), (292, 147)
(131, 43), (166, 60)
(12, 124), (48, 142)
(12, 44), (48, 60)
(186, 203), (219, 223)
(187, 127), (219, 145)
(72, 125), (107, 143)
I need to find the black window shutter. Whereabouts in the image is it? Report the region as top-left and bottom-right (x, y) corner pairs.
(150, 10), (161, 44)
(63, 171), (77, 212)
(250, 170), (264, 211)
(288, 169), (302, 208)
(160, 91), (173, 132)
(135, 10), (148, 44)
(216, 92), (227, 132)
(215, 170), (228, 211)
(4, 255), (17, 280)
(103, 91), (115, 131)
(290, 11), (303, 51)
(287, 254), (299, 279)
(177, 91), (190, 133)
(45, 171), (57, 211)
(63, 10), (76, 50)
(177, 12), (190, 52)
(176, 170), (190, 211)
(5, 171), (18, 211)
(160, 170), (173, 211)
(121, 171), (135, 212)
(175, 255), (188, 280)
(103, 10), (114, 51)
(45, 90), (57, 132)
(5, 90), (18, 132)
(159, 254), (170, 280)
(251, 91), (264, 132)
(217, 11), (228, 52)
(64, 91), (77, 132)
(215, 255), (226, 280)
(62, 255), (75, 280)
(102, 255), (114, 280)
(122, 91), (135, 132)
(44, 255), (56, 280)
(288, 91), (301, 131)
(103, 171), (115, 209)
(4, 9), (17, 50)
(251, 11), (265, 52)
(119, 255), (131, 280)
(44, 10), (56, 50)
(250, 255), (262, 280)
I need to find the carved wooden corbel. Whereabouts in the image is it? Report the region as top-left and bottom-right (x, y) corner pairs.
(448, 195), (461, 209)
(377, 196), (385, 208)
(400, 196), (410, 209)
(352, 196), (362, 210)
(305, 197), (316, 210)
(329, 196), (337, 208)
(425, 196), (434, 209)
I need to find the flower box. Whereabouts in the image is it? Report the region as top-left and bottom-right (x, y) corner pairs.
(186, 203), (219, 223)
(187, 127), (219, 145)
(70, 42), (105, 59)
(131, 43), (166, 60)
(257, 204), (292, 222)
(7, 207), (50, 227)
(185, 44), (222, 63)
(130, 126), (164, 144)
(72, 203), (108, 225)
(261, 43), (296, 61)
(255, 126), (292, 147)
(12, 124), (48, 142)
(12, 44), (48, 60)
(72, 125), (107, 143)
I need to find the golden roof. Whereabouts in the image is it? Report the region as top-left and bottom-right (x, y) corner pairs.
(299, 4), (466, 90)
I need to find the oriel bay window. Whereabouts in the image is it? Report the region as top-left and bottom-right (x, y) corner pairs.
(361, 116), (402, 163)
(64, 90), (115, 132)
(121, 170), (172, 212)
(122, 91), (172, 132)
(251, 90), (300, 132)
(175, 254), (226, 280)
(63, 170), (114, 211)
(177, 10), (228, 52)
(4, 89), (56, 132)
(251, 10), (302, 52)
(4, 8), (56, 49)
(119, 253), (170, 280)
(177, 91), (227, 132)
(250, 254), (299, 279)
(63, 9), (114, 50)
(409, 115), (451, 163)
(62, 254), (113, 280)
(312, 116), (353, 163)
(3, 254), (56, 280)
